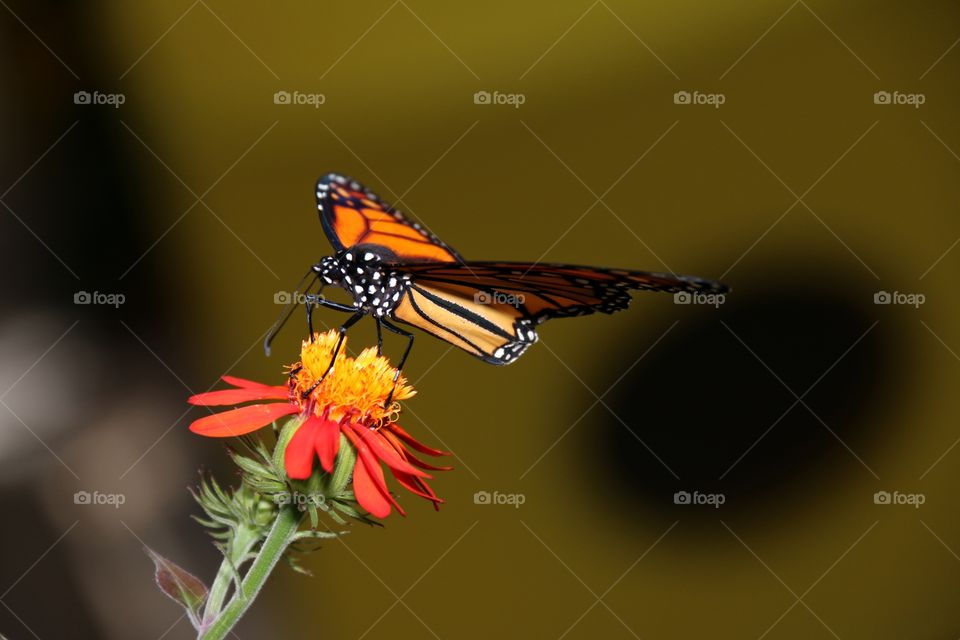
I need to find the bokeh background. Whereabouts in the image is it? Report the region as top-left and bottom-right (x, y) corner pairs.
(2, 1), (960, 638)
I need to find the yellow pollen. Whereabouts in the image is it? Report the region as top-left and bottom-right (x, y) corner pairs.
(288, 330), (415, 424)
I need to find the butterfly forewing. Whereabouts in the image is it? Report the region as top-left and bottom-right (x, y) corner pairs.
(316, 173), (462, 263)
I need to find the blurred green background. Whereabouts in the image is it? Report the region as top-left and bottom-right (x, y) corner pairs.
(2, 1), (960, 638)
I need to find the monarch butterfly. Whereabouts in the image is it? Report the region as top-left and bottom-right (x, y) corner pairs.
(265, 173), (727, 394)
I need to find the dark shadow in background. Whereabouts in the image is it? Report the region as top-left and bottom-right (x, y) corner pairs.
(585, 275), (899, 524)
(1, 3), (181, 638)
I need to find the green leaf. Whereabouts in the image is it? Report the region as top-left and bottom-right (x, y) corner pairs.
(144, 547), (208, 629)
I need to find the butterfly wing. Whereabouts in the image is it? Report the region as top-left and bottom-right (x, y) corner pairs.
(390, 262), (728, 365)
(392, 278), (540, 365)
(315, 173), (462, 263)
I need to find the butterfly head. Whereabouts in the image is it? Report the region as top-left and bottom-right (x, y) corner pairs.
(312, 255), (345, 286)
(313, 249), (386, 284)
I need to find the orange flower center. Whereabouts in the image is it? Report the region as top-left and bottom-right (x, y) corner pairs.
(288, 331), (415, 425)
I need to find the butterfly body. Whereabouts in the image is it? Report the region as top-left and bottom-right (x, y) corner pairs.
(315, 249), (411, 318)
(265, 172), (728, 370)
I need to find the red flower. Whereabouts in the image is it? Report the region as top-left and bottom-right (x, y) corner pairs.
(188, 331), (450, 518)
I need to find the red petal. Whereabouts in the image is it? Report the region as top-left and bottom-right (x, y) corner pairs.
(314, 417), (341, 473)
(382, 431), (453, 471)
(284, 417), (320, 480)
(221, 375), (275, 389)
(355, 427), (431, 478)
(386, 423), (450, 457)
(344, 427), (404, 517)
(189, 404), (298, 437)
(352, 455), (392, 518)
(391, 469), (444, 504)
(188, 387), (289, 406)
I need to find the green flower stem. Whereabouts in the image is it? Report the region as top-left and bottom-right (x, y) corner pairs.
(202, 525), (261, 625)
(198, 505), (303, 640)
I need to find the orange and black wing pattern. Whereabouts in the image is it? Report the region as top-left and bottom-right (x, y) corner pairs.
(395, 261), (727, 321)
(389, 262), (727, 364)
(316, 173), (462, 263)
(392, 278), (539, 365)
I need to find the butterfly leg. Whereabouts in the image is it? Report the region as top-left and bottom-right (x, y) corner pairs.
(304, 293), (356, 338)
(375, 318), (384, 356)
(301, 311), (364, 399)
(379, 318), (414, 407)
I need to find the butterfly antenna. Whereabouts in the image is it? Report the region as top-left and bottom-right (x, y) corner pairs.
(264, 268), (317, 357)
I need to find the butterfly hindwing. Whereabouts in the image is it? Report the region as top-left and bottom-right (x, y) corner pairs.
(392, 280), (538, 365)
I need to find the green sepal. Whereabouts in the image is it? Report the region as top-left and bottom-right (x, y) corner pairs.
(325, 434), (355, 496)
(273, 417), (304, 473)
